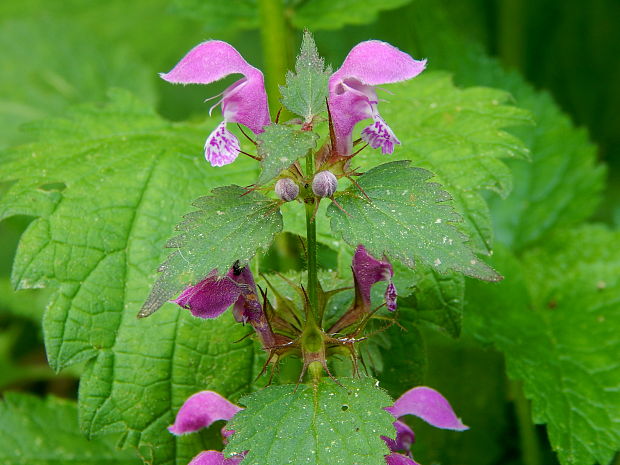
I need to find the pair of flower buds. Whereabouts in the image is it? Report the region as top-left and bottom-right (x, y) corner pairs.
(275, 170), (337, 202)
(160, 39), (426, 166)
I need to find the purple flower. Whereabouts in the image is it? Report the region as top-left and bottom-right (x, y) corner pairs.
(161, 41), (270, 167)
(172, 264), (276, 348)
(353, 245), (397, 312)
(385, 453), (420, 465)
(382, 419), (415, 453)
(173, 270), (245, 320)
(169, 391), (245, 465)
(383, 386), (468, 463)
(187, 451), (244, 465)
(168, 391), (242, 436)
(173, 265), (259, 322)
(329, 245), (397, 334)
(386, 386), (468, 430)
(328, 41), (426, 156)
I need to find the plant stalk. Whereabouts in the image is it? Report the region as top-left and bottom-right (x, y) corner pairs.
(305, 152), (319, 320)
(498, 0), (524, 69)
(510, 380), (543, 465)
(258, 0), (290, 115)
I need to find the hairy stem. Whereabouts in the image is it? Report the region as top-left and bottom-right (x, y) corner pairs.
(305, 152), (318, 320)
(258, 0), (290, 114)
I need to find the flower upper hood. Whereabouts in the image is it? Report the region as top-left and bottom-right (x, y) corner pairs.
(328, 41), (426, 156)
(161, 41), (270, 166)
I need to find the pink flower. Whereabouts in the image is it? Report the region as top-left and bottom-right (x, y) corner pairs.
(186, 451), (244, 465)
(352, 244), (397, 312)
(161, 41), (270, 167)
(172, 264), (276, 348)
(172, 264), (261, 322)
(383, 386), (468, 464)
(169, 391), (245, 465)
(328, 41), (426, 156)
(168, 391), (242, 436)
(329, 245), (397, 334)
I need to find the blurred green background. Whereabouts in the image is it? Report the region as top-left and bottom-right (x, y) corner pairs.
(0, 0), (617, 464)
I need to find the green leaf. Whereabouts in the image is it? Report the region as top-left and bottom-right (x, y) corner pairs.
(280, 30), (331, 121)
(327, 161), (500, 281)
(356, 71), (532, 254)
(0, 90), (257, 465)
(405, 2), (605, 251)
(282, 71), (531, 258)
(488, 92), (605, 251)
(0, 18), (155, 148)
(466, 226), (620, 465)
(402, 267), (465, 338)
(337, 245), (465, 337)
(0, 392), (139, 464)
(224, 378), (395, 465)
(140, 186), (282, 317)
(376, 314), (427, 398)
(257, 124), (318, 185)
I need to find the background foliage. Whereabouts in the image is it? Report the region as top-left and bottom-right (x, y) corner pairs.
(0, 0), (618, 465)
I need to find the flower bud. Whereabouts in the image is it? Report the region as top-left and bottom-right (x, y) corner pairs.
(312, 171), (338, 198)
(275, 178), (299, 202)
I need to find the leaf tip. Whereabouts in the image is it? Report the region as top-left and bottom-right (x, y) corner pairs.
(469, 262), (503, 282)
(136, 305), (157, 319)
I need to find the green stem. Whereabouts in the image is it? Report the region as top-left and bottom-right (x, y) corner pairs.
(510, 380), (543, 465)
(258, 0), (290, 114)
(498, 0), (524, 69)
(305, 152), (318, 320)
